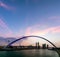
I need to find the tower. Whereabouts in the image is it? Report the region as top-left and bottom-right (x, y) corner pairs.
(47, 44), (49, 49)
(36, 42), (40, 49)
(37, 42), (40, 49)
(42, 44), (46, 49)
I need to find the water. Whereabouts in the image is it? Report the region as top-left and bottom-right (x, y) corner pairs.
(0, 49), (59, 57)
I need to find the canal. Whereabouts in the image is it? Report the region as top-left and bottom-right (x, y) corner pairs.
(0, 49), (59, 57)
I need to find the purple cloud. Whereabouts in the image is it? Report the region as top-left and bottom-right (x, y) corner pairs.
(0, 18), (8, 29)
(0, 18), (13, 37)
(48, 16), (60, 22)
(0, 1), (15, 10)
(25, 25), (60, 36)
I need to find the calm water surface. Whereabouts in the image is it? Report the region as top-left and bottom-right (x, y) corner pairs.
(0, 49), (59, 57)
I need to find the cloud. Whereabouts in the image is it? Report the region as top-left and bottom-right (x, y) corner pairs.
(25, 27), (31, 35)
(25, 25), (60, 36)
(48, 26), (60, 33)
(0, 1), (14, 10)
(48, 16), (60, 22)
(40, 26), (60, 34)
(0, 17), (60, 37)
(0, 18), (8, 29)
(0, 18), (13, 37)
(49, 16), (60, 19)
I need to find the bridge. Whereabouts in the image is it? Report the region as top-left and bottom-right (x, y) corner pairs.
(6, 35), (60, 57)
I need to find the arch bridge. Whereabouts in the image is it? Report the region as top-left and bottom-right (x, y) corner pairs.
(6, 35), (60, 57)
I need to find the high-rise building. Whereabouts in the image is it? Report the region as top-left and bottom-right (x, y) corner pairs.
(36, 42), (40, 49)
(47, 44), (49, 49)
(42, 44), (46, 49)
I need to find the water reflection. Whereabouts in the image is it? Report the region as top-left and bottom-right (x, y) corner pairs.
(0, 49), (59, 57)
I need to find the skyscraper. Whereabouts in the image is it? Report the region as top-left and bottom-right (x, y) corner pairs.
(42, 44), (46, 49)
(36, 42), (40, 49)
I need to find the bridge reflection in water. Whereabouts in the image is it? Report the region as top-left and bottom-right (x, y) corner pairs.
(6, 35), (60, 57)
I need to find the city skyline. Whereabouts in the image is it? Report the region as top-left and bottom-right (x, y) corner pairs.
(0, 0), (60, 47)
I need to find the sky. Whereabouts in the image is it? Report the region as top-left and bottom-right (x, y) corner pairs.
(0, 0), (60, 47)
